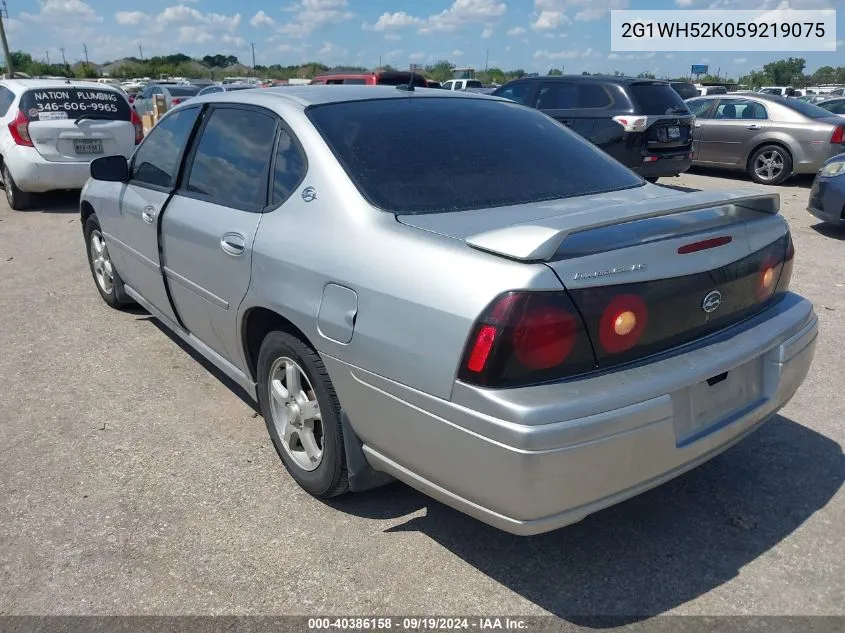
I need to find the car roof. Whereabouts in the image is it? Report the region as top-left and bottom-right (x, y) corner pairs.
(206, 84), (502, 109)
(505, 75), (670, 85)
(0, 78), (124, 92)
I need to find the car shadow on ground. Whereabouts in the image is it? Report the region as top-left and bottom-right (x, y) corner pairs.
(330, 415), (843, 626)
(811, 222), (845, 240)
(686, 167), (816, 189)
(7, 189), (81, 213)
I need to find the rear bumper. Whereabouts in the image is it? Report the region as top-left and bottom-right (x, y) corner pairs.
(326, 293), (817, 535)
(4, 146), (92, 192)
(632, 150), (692, 178)
(808, 175), (845, 226)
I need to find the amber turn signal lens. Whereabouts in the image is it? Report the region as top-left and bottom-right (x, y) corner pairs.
(762, 267), (775, 289)
(613, 311), (637, 336)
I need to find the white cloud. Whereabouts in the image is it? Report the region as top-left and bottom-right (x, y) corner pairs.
(384, 33), (402, 41)
(318, 41), (337, 54)
(384, 49), (404, 61)
(22, 0), (102, 23)
(507, 26), (527, 36)
(452, 49), (464, 57)
(734, 57), (748, 64)
(534, 47), (600, 60)
(371, 11), (421, 30)
(675, 0), (694, 6)
(157, 6), (241, 30)
(482, 27), (494, 38)
(531, 11), (569, 30)
(279, 0), (354, 36)
(115, 11), (147, 26)
(420, 0), (508, 34)
(532, 0), (629, 28)
(250, 11), (276, 28)
(837, 39), (844, 47)
(608, 52), (621, 59)
(409, 52), (427, 62)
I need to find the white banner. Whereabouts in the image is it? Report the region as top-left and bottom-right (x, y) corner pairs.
(610, 9), (837, 52)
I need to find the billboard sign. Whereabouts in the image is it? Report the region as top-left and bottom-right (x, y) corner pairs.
(691, 64), (709, 75)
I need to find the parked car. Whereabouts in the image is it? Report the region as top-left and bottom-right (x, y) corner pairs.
(808, 153), (845, 226)
(309, 70), (428, 87)
(758, 86), (796, 97)
(685, 93), (845, 185)
(817, 97), (845, 117)
(197, 83), (256, 96)
(441, 79), (484, 91)
(493, 75), (694, 181)
(79, 86), (816, 535)
(426, 80), (443, 89)
(0, 78), (142, 210)
(670, 81), (699, 99)
(133, 83), (201, 116)
(694, 84), (728, 96)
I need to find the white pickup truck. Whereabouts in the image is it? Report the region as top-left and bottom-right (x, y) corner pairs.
(441, 79), (484, 91)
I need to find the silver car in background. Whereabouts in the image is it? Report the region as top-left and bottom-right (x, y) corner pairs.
(79, 86), (817, 535)
(686, 93), (845, 185)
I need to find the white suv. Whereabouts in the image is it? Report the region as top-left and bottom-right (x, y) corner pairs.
(0, 79), (142, 210)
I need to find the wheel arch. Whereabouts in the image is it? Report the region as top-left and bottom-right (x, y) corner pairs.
(241, 306), (314, 383)
(80, 199), (96, 226)
(744, 138), (794, 173)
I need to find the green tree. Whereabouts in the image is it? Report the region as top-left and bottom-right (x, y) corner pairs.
(74, 63), (99, 79)
(548, 68), (563, 76)
(763, 57), (805, 85)
(637, 71), (655, 79)
(812, 66), (836, 84)
(424, 59), (455, 83)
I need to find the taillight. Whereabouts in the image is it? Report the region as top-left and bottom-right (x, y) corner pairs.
(458, 291), (596, 387)
(130, 109), (144, 144)
(171, 97), (183, 106)
(775, 232), (795, 294)
(831, 126), (845, 144)
(598, 294), (648, 354)
(9, 110), (33, 147)
(612, 115), (648, 132)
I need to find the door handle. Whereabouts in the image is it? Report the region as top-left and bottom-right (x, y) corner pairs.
(141, 206), (157, 224)
(746, 124), (762, 130)
(220, 232), (246, 256)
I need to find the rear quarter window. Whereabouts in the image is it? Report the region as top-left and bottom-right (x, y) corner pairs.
(628, 83), (690, 115)
(20, 87), (131, 121)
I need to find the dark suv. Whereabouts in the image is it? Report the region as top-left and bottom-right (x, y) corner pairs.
(492, 76), (694, 180)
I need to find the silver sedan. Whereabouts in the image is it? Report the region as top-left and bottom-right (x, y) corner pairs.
(79, 86), (817, 535)
(686, 93), (845, 185)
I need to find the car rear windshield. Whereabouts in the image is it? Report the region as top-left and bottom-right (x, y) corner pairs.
(628, 82), (690, 115)
(779, 97), (840, 119)
(306, 97), (643, 215)
(376, 73), (428, 87)
(169, 86), (201, 96)
(20, 87), (131, 121)
(671, 82), (699, 99)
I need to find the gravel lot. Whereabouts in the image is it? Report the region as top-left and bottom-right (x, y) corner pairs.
(0, 169), (843, 622)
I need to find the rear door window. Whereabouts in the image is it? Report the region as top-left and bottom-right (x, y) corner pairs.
(343, 78), (367, 85)
(20, 87), (131, 122)
(184, 107), (278, 211)
(823, 99), (845, 114)
(628, 83), (690, 115)
(131, 106), (201, 189)
(577, 83), (613, 109)
(536, 82), (576, 109)
(0, 86), (16, 117)
(271, 128), (308, 206)
(168, 86), (200, 97)
(686, 98), (714, 118)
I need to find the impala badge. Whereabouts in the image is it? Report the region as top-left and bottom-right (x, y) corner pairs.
(301, 187), (317, 202)
(702, 290), (722, 313)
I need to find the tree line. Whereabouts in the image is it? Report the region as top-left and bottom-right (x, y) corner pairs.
(4, 51), (844, 88)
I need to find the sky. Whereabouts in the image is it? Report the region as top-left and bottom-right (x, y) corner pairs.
(5, 0), (844, 77)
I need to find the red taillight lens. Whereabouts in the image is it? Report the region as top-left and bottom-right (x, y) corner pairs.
(831, 126), (845, 144)
(9, 110), (33, 147)
(130, 109), (144, 144)
(171, 97), (183, 106)
(459, 291), (596, 387)
(598, 294), (648, 354)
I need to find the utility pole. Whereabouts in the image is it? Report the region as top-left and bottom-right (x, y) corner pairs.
(378, 55), (382, 69)
(83, 43), (89, 65)
(46, 50), (50, 65)
(250, 42), (256, 76)
(60, 47), (67, 65)
(0, 1), (13, 78)
(485, 49), (489, 72)
(139, 44), (143, 61)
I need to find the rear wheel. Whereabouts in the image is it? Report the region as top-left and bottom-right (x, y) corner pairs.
(749, 145), (792, 185)
(3, 164), (31, 210)
(257, 331), (348, 498)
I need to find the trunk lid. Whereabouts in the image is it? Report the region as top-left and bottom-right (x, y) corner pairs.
(398, 187), (793, 372)
(20, 87), (135, 162)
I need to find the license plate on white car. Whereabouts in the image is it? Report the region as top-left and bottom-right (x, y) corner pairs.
(667, 126), (681, 140)
(74, 139), (103, 155)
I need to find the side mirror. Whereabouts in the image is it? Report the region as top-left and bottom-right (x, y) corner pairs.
(90, 155), (130, 182)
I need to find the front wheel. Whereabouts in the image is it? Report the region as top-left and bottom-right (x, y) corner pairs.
(3, 164), (31, 210)
(84, 215), (133, 309)
(749, 145), (792, 185)
(257, 331), (349, 498)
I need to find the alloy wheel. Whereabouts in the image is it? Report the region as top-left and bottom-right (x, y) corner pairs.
(268, 357), (323, 472)
(90, 230), (115, 295)
(754, 150), (784, 182)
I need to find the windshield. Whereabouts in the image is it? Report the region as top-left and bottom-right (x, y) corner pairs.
(628, 83), (690, 115)
(760, 88), (783, 95)
(306, 97), (643, 215)
(376, 73), (428, 87)
(780, 97), (841, 119)
(671, 83), (699, 100)
(20, 87), (131, 121)
(466, 80), (483, 88)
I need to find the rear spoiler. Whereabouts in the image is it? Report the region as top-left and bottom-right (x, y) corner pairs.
(465, 189), (779, 261)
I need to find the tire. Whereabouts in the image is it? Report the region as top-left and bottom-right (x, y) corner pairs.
(748, 145), (793, 185)
(83, 214), (133, 309)
(257, 331), (349, 498)
(3, 163), (32, 211)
